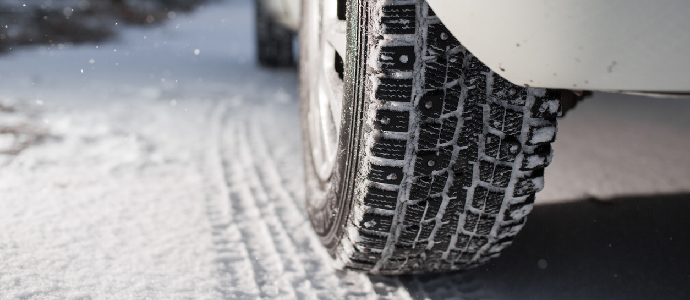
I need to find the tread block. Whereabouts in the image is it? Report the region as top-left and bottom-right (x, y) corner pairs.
(458, 162), (474, 188)
(380, 259), (407, 271)
(375, 109), (410, 132)
(357, 231), (388, 250)
(531, 90), (562, 119)
(441, 207), (461, 225)
(464, 77), (488, 108)
(468, 236), (489, 250)
(483, 133), (501, 158)
(414, 150), (444, 175)
(417, 222), (436, 241)
(455, 233), (471, 249)
(432, 232), (453, 250)
(453, 151), (471, 173)
(489, 103), (523, 135)
(423, 196), (443, 220)
(442, 87), (462, 114)
(527, 120), (557, 146)
(504, 194), (535, 221)
(476, 214), (495, 235)
(371, 137), (407, 160)
(350, 251), (382, 264)
(463, 211), (479, 232)
(429, 173), (448, 195)
(489, 103), (505, 126)
(513, 169), (545, 197)
(423, 60), (448, 90)
(426, 23), (460, 52)
(425, 251), (445, 261)
(398, 226), (419, 243)
(392, 245), (424, 258)
(456, 252), (475, 263)
(479, 160), (512, 188)
(423, 58), (463, 90)
(485, 134), (522, 162)
(418, 121), (442, 150)
(447, 178), (466, 199)
(380, 46), (415, 70)
(376, 78), (413, 102)
(403, 202), (427, 225)
(399, 221), (434, 243)
(369, 164), (404, 185)
(439, 146), (453, 164)
(381, 5), (416, 35)
(409, 176), (432, 200)
(499, 218), (526, 237)
(492, 73), (527, 106)
(464, 211), (495, 235)
(465, 86), (486, 106)
(361, 213), (394, 232)
(472, 186), (504, 214)
(496, 236), (515, 245)
(439, 116), (458, 144)
(503, 109), (524, 136)
(363, 186), (399, 210)
(465, 56), (490, 83)
(418, 90), (445, 118)
(458, 105), (483, 151)
(521, 144), (552, 170)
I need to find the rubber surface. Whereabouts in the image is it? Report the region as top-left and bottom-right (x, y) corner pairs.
(303, 0), (563, 275)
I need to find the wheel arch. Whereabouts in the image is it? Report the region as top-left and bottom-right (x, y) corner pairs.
(427, 0), (690, 92)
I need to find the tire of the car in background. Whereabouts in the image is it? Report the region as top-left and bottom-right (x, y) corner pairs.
(301, 0), (564, 275)
(255, 0), (294, 67)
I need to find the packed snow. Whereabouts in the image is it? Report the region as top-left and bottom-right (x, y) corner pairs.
(0, 0), (688, 299)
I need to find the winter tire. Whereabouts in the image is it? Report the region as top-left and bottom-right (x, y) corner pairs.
(300, 0), (563, 275)
(255, 0), (295, 67)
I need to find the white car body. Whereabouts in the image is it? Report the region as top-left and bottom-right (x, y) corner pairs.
(264, 0), (690, 93)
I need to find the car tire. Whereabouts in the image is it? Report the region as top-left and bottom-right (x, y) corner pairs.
(301, 0), (563, 275)
(255, 0), (295, 67)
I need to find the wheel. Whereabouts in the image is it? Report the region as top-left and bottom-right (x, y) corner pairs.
(300, 0), (563, 275)
(255, 0), (295, 67)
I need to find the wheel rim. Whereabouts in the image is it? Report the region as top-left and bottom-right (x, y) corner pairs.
(305, 0), (348, 182)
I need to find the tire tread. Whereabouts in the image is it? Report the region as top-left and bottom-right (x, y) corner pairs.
(335, 0), (562, 274)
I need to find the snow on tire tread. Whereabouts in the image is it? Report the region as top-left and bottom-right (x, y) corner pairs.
(336, 0), (562, 275)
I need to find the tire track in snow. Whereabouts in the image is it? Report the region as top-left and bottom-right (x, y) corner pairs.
(204, 100), (261, 299)
(234, 119), (319, 300)
(221, 119), (299, 299)
(246, 115), (377, 299)
(246, 108), (414, 300)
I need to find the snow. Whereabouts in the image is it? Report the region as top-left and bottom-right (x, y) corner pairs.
(529, 126), (556, 144)
(0, 0), (687, 299)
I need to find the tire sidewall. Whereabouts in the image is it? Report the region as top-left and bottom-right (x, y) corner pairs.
(300, 0), (368, 254)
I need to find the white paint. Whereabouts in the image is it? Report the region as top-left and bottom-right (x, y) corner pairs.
(427, 0), (690, 91)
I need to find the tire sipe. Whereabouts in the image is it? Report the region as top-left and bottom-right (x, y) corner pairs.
(300, 0), (563, 275)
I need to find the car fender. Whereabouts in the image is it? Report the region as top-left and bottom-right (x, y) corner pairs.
(427, 0), (690, 92)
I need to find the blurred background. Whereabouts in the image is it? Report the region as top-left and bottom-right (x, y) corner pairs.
(0, 0), (688, 299)
(0, 0), (209, 52)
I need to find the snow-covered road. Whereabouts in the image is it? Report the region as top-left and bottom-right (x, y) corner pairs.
(0, 0), (688, 299)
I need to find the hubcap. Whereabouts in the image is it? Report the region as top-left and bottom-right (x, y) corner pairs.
(305, 0), (347, 182)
